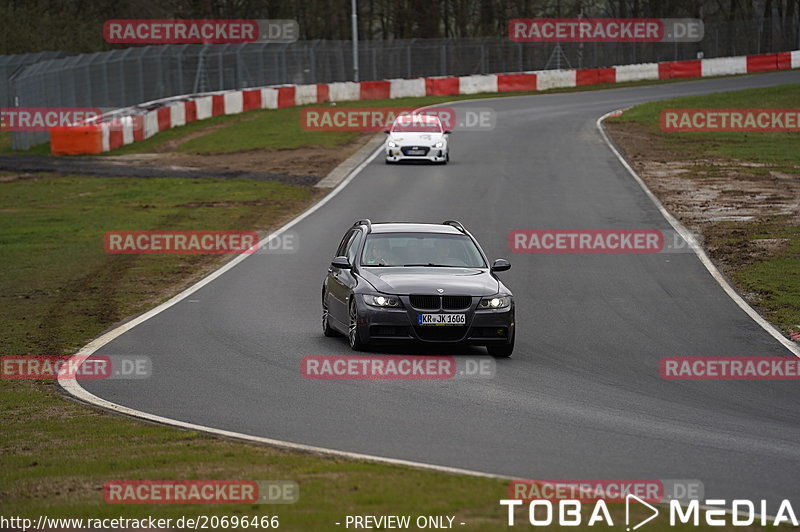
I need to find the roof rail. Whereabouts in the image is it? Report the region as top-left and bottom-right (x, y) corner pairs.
(442, 220), (466, 233)
(354, 219), (372, 233)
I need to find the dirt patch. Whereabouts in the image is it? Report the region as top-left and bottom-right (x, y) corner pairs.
(104, 133), (376, 177)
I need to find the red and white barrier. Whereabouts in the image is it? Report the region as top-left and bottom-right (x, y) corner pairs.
(458, 75), (498, 95)
(701, 56), (748, 77)
(50, 50), (800, 155)
(295, 84), (318, 105)
(328, 82), (360, 102)
(224, 92), (243, 115)
(389, 78), (426, 98)
(615, 63), (660, 82)
(535, 69), (577, 90)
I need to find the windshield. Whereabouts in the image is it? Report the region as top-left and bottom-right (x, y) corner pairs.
(390, 115), (443, 133)
(361, 233), (486, 268)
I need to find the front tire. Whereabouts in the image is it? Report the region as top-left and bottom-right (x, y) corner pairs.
(348, 299), (366, 351)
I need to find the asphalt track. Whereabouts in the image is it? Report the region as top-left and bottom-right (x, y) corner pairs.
(77, 71), (800, 506)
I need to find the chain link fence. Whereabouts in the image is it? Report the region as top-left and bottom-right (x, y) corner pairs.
(4, 17), (799, 150)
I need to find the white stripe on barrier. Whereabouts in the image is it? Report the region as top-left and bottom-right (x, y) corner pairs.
(195, 96), (213, 120)
(535, 70), (576, 91)
(328, 82), (360, 102)
(224, 91), (243, 115)
(260, 88), (279, 109)
(295, 84), (318, 105)
(614, 63), (660, 82)
(458, 74), (498, 95)
(792, 50), (800, 69)
(701, 56), (747, 76)
(143, 110), (159, 139)
(122, 117), (134, 145)
(389, 78), (426, 98)
(169, 102), (185, 128)
(101, 122), (110, 152)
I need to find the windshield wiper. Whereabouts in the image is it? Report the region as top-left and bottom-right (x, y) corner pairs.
(361, 262), (398, 267)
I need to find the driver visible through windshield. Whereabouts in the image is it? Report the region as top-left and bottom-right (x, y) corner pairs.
(361, 233), (486, 268)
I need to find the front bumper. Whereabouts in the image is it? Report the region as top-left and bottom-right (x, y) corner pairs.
(356, 295), (514, 346)
(385, 144), (447, 163)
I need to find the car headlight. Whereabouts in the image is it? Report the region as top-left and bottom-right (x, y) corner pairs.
(363, 294), (403, 308)
(387, 140), (398, 148)
(435, 141), (444, 148)
(478, 296), (511, 309)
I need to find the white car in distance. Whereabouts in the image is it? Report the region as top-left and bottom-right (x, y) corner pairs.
(384, 113), (451, 165)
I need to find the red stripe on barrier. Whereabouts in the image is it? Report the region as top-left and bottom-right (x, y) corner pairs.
(211, 94), (225, 116)
(108, 124), (123, 150)
(132, 116), (145, 141)
(277, 86), (295, 108)
(242, 89), (261, 111)
(576, 68), (616, 86)
(497, 73), (537, 92)
(425, 77), (459, 96)
(317, 84), (330, 103)
(184, 100), (197, 123)
(157, 107), (171, 131)
(661, 60), (701, 79)
(777, 52), (793, 70)
(747, 53), (779, 72)
(360, 80), (391, 100)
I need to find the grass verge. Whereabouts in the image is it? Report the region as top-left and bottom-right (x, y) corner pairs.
(606, 83), (800, 336)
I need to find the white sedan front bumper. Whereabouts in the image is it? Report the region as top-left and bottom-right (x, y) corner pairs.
(385, 143), (448, 163)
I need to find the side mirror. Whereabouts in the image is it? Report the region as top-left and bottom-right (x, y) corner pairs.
(444, 130), (452, 135)
(331, 256), (352, 269)
(383, 130), (391, 134)
(491, 258), (511, 272)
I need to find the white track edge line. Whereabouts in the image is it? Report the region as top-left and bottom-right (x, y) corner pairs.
(597, 109), (800, 358)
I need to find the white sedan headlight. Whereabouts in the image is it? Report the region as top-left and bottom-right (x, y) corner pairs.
(434, 141), (444, 148)
(478, 296), (511, 309)
(387, 140), (398, 148)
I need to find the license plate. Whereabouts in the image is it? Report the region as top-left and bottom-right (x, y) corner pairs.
(417, 313), (465, 326)
(407, 149), (425, 155)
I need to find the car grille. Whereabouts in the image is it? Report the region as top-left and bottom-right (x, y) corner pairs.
(409, 295), (440, 310)
(401, 146), (430, 156)
(409, 295), (472, 310)
(442, 296), (472, 310)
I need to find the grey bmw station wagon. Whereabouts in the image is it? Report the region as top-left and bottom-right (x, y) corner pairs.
(322, 220), (515, 357)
